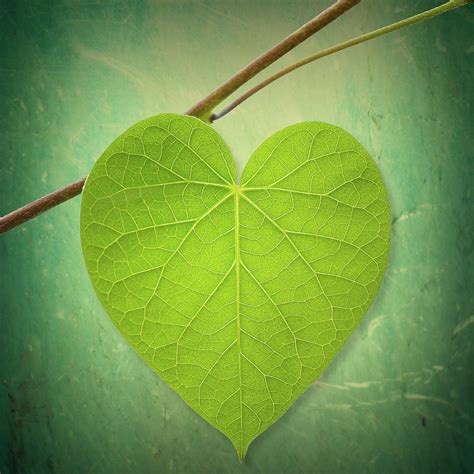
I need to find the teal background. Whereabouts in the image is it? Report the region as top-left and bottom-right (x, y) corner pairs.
(1, 0), (473, 472)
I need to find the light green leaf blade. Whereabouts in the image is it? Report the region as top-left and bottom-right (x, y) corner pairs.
(81, 114), (390, 460)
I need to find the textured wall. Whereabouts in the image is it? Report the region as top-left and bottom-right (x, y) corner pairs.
(0, 1), (473, 473)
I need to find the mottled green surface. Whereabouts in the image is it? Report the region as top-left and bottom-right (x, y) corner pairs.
(0, 1), (473, 473)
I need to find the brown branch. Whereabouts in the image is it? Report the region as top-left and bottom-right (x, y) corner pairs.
(0, 0), (359, 236)
(186, 0), (360, 121)
(0, 177), (86, 234)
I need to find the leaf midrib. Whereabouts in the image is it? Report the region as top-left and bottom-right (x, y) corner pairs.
(233, 185), (244, 458)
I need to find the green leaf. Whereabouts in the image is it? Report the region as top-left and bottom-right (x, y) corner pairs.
(80, 114), (390, 460)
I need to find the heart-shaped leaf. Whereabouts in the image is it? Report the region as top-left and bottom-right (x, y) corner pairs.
(80, 114), (390, 459)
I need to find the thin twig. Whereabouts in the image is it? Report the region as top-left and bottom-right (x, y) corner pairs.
(212, 0), (470, 121)
(0, 0), (359, 235)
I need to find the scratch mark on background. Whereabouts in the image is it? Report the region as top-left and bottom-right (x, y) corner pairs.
(74, 44), (152, 90)
(453, 315), (474, 336)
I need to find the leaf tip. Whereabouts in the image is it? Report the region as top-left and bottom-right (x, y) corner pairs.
(236, 448), (247, 463)
(232, 440), (249, 463)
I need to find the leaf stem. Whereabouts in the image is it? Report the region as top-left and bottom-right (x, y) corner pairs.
(212, 0), (470, 121)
